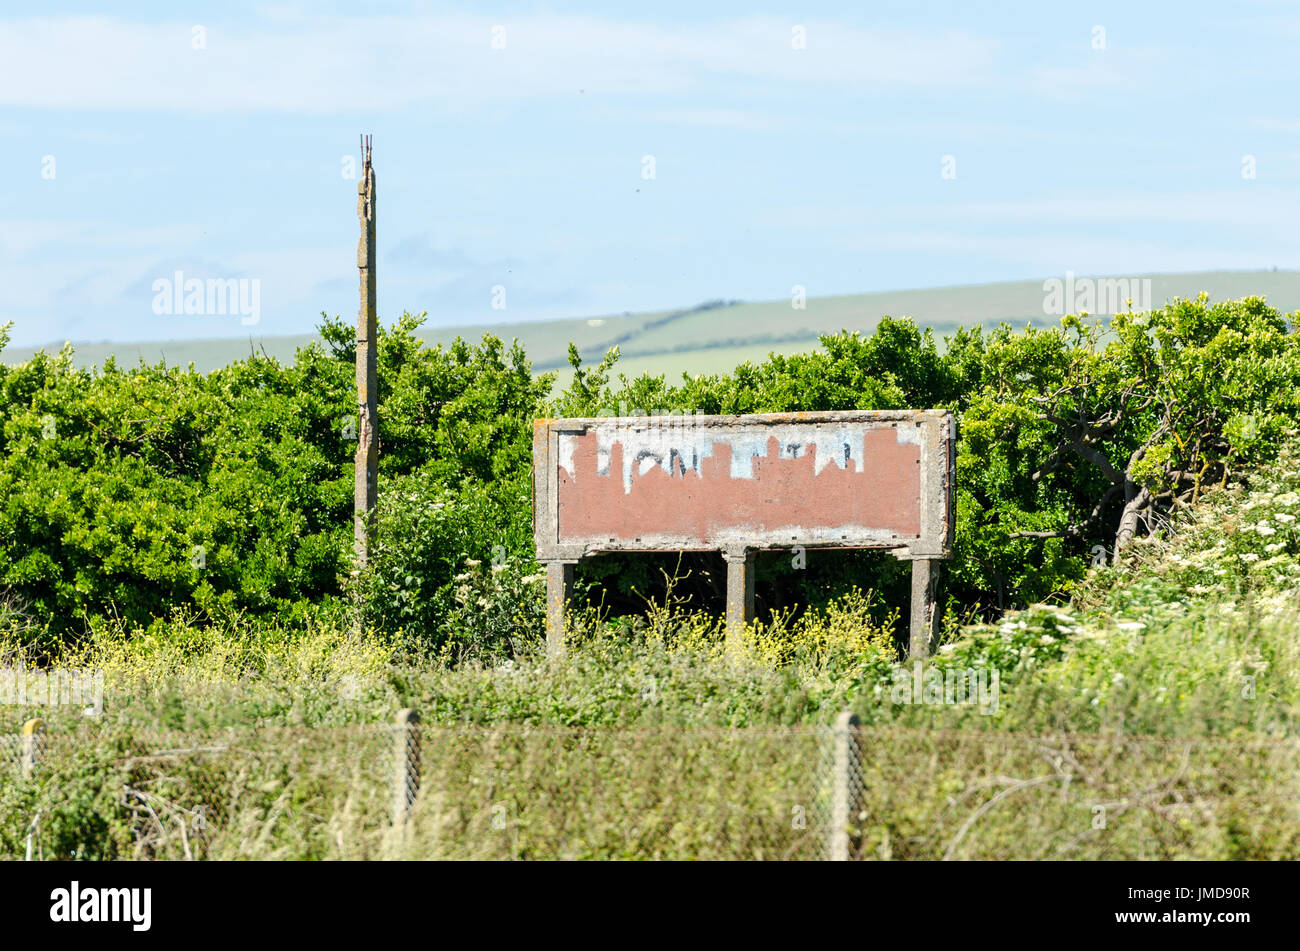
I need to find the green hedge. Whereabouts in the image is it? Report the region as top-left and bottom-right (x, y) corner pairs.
(1, 294), (1297, 658)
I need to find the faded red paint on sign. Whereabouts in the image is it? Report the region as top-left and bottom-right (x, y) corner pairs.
(533, 410), (956, 659)
(557, 429), (919, 547)
(535, 411), (954, 560)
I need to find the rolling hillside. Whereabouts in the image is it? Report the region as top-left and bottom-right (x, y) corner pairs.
(7, 269), (1300, 382)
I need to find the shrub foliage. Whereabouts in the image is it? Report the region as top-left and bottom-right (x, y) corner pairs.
(0, 294), (1296, 656)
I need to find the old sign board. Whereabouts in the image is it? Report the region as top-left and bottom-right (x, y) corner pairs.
(533, 409), (956, 658)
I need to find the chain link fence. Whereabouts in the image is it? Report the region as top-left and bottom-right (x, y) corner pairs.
(842, 728), (1300, 860)
(4, 716), (1298, 860)
(1, 720), (46, 780)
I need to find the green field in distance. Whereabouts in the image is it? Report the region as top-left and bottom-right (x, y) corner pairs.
(8, 270), (1299, 386)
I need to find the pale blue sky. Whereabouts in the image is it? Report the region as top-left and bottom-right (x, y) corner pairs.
(1, 1), (1298, 346)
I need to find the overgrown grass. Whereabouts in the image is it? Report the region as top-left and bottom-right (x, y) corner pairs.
(7, 450), (1300, 859)
(2, 444), (1297, 737)
(930, 441), (1300, 737)
(7, 436), (1300, 740)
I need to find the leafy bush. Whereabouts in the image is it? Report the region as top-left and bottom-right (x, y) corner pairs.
(556, 296), (1300, 624)
(1, 294), (1297, 660)
(0, 313), (551, 656)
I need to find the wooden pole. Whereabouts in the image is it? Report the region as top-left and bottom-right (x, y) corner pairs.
(355, 135), (378, 570)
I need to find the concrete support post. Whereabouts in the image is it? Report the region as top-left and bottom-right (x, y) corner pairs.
(391, 708), (420, 827)
(722, 548), (756, 657)
(909, 557), (941, 659)
(829, 709), (862, 861)
(545, 562), (574, 659)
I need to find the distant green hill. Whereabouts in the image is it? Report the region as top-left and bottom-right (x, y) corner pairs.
(8, 269), (1300, 382)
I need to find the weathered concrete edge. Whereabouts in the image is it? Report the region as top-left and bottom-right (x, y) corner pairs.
(533, 409), (956, 562)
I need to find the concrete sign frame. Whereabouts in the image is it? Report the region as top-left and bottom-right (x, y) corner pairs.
(534, 409), (956, 658)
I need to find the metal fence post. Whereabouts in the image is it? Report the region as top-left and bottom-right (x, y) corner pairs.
(829, 709), (861, 861)
(391, 708), (420, 827)
(20, 717), (43, 780)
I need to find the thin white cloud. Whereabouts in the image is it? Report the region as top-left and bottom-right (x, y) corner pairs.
(757, 188), (1300, 236)
(839, 231), (1296, 275)
(641, 108), (789, 131)
(946, 190), (1300, 230)
(0, 220), (203, 255)
(1248, 117), (1300, 132)
(1029, 61), (1129, 99)
(0, 14), (998, 113)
